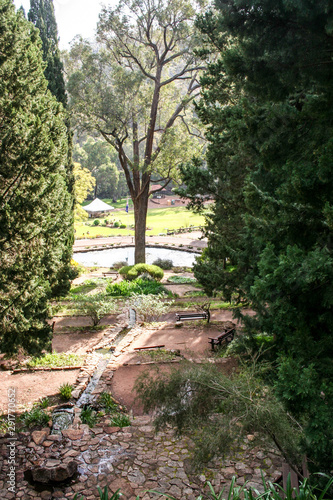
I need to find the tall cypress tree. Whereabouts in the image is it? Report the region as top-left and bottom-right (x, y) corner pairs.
(28, 0), (66, 106)
(28, 0), (75, 299)
(0, 0), (73, 355)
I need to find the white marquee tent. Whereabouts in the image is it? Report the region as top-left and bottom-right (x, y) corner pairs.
(83, 198), (115, 216)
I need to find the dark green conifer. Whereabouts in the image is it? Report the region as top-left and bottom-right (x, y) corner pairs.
(28, 0), (67, 106)
(0, 0), (73, 355)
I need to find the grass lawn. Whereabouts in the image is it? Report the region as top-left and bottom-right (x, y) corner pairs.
(75, 205), (206, 238)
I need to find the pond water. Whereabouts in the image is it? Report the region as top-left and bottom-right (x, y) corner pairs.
(73, 246), (198, 268)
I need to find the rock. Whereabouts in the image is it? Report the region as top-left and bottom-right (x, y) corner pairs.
(30, 460), (77, 483)
(31, 429), (50, 445)
(61, 429), (84, 440)
(127, 470), (146, 485)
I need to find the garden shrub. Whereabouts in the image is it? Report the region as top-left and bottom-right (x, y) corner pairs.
(127, 263), (164, 281)
(120, 224), (126, 228)
(113, 221), (120, 227)
(118, 265), (133, 279)
(152, 258), (173, 270)
(93, 219), (100, 226)
(74, 294), (118, 326)
(128, 293), (174, 322)
(106, 278), (168, 297)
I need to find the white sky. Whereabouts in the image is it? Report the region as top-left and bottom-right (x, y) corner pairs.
(13, 0), (116, 50)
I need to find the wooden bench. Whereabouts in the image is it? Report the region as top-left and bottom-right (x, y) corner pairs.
(208, 328), (235, 351)
(176, 312), (210, 323)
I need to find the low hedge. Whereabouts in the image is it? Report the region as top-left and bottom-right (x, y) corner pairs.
(119, 263), (164, 281)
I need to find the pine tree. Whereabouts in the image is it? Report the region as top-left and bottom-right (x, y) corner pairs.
(0, 0), (73, 355)
(28, 0), (66, 106)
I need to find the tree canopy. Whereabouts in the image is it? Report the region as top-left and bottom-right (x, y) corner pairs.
(178, 0), (333, 473)
(67, 0), (205, 263)
(0, 0), (73, 355)
(28, 0), (67, 106)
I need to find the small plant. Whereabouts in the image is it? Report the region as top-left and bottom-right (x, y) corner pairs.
(120, 224), (126, 228)
(98, 392), (118, 413)
(59, 383), (73, 401)
(152, 258), (173, 270)
(128, 293), (174, 322)
(93, 219), (100, 226)
(97, 487), (122, 500)
(20, 406), (50, 428)
(106, 278), (169, 297)
(167, 275), (197, 284)
(80, 405), (100, 428)
(74, 294), (118, 326)
(119, 263), (164, 281)
(110, 413), (131, 427)
(38, 397), (50, 409)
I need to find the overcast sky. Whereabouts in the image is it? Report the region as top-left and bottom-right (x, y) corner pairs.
(13, 0), (114, 50)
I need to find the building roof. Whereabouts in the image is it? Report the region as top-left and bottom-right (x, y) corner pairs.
(83, 198), (115, 213)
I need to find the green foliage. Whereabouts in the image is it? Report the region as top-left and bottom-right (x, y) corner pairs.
(20, 406), (50, 428)
(98, 392), (118, 414)
(97, 487), (122, 500)
(0, 0), (73, 355)
(167, 275), (197, 284)
(26, 353), (83, 368)
(28, 0), (67, 106)
(80, 405), (100, 428)
(74, 294), (118, 326)
(93, 219), (100, 226)
(128, 293), (174, 323)
(179, 0), (333, 473)
(59, 383), (73, 401)
(110, 413), (131, 428)
(126, 264), (164, 281)
(152, 258), (173, 270)
(135, 362), (303, 472)
(106, 278), (168, 297)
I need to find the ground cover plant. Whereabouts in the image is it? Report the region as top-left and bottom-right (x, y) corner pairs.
(167, 275), (198, 284)
(26, 352), (84, 368)
(106, 278), (169, 297)
(59, 382), (74, 400)
(119, 263), (164, 281)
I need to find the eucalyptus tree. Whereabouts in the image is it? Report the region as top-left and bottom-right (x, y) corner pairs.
(67, 0), (205, 263)
(0, 0), (73, 354)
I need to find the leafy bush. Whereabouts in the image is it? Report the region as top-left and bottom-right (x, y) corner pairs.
(127, 263), (164, 281)
(80, 405), (100, 427)
(110, 413), (131, 427)
(118, 265), (133, 278)
(106, 278), (168, 297)
(59, 383), (73, 401)
(93, 219), (100, 226)
(167, 275), (197, 284)
(74, 294), (118, 326)
(128, 293), (174, 322)
(98, 392), (118, 413)
(113, 221), (120, 227)
(20, 406), (50, 428)
(152, 258), (173, 270)
(120, 224), (126, 228)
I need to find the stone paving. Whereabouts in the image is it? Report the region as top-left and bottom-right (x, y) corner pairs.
(0, 414), (282, 500)
(0, 321), (284, 499)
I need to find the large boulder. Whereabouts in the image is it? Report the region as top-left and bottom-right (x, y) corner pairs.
(29, 460), (77, 483)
